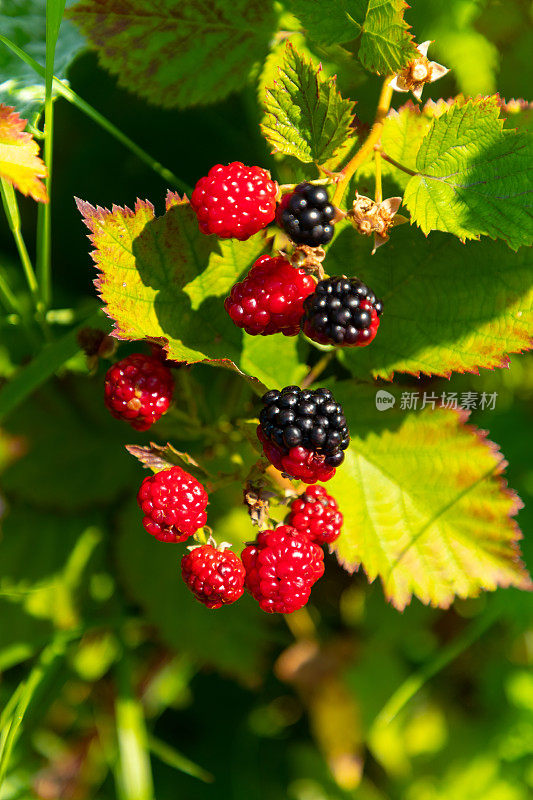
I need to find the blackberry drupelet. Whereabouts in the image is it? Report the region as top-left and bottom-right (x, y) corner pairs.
(276, 183), (336, 247)
(302, 276), (383, 347)
(258, 386), (350, 471)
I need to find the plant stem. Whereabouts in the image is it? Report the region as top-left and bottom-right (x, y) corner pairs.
(0, 178), (40, 303)
(374, 148), (382, 204)
(301, 351), (335, 389)
(0, 631), (71, 789)
(0, 270), (23, 317)
(369, 607), (500, 734)
(0, 35), (192, 194)
(37, 0), (62, 310)
(114, 646), (155, 800)
(380, 150), (418, 177)
(332, 77), (394, 207)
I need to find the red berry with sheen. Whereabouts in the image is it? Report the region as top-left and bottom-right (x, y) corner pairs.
(224, 255), (316, 336)
(242, 526), (324, 614)
(104, 353), (173, 431)
(191, 162), (278, 240)
(137, 466), (208, 543)
(287, 485), (343, 545)
(181, 545), (245, 609)
(257, 426), (337, 484)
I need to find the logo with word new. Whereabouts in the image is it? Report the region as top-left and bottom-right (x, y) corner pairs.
(375, 390), (396, 411)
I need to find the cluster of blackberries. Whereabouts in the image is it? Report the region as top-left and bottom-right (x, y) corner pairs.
(302, 277), (383, 347)
(276, 182), (336, 247)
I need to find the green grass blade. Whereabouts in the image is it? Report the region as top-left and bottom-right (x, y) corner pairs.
(0, 178), (40, 304)
(0, 631), (71, 788)
(36, 0), (67, 309)
(115, 650), (154, 800)
(370, 606), (500, 733)
(148, 735), (213, 783)
(0, 35), (191, 195)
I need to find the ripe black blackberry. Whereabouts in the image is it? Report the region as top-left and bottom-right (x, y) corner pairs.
(258, 386), (350, 469)
(276, 183), (336, 247)
(302, 277), (383, 347)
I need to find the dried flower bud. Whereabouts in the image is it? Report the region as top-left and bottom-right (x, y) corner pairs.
(389, 41), (449, 101)
(349, 193), (408, 253)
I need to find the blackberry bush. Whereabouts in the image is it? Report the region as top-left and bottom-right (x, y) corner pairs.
(2, 4), (531, 798)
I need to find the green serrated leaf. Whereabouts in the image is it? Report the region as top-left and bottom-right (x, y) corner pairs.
(328, 392), (531, 610)
(287, 0), (416, 74)
(404, 97), (533, 250)
(0, 0), (85, 120)
(261, 43), (354, 167)
(68, 0), (276, 109)
(76, 193), (307, 389)
(327, 224), (533, 380)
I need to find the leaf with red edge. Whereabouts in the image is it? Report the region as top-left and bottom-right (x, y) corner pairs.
(0, 104), (47, 202)
(327, 224), (533, 381)
(76, 192), (308, 389)
(327, 388), (531, 610)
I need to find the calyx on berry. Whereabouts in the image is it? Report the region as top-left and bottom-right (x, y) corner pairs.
(301, 276), (382, 347)
(191, 162), (279, 240)
(389, 41), (449, 101)
(276, 183), (337, 247)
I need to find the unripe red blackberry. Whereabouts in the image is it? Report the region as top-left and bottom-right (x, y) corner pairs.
(287, 485), (343, 545)
(242, 525), (324, 613)
(276, 183), (336, 247)
(181, 545), (245, 609)
(104, 353), (173, 431)
(137, 466), (208, 543)
(302, 277), (382, 347)
(257, 427), (337, 484)
(224, 255), (316, 336)
(258, 386), (350, 481)
(191, 162), (278, 240)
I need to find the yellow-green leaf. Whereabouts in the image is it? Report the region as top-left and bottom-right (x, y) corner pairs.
(404, 96), (533, 250)
(0, 104), (47, 202)
(328, 394), (531, 610)
(76, 193), (307, 389)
